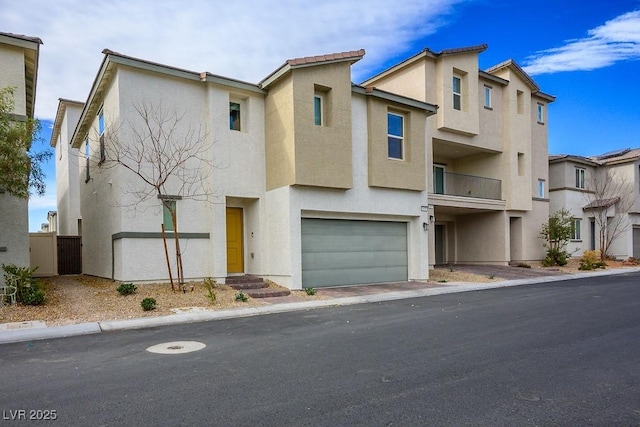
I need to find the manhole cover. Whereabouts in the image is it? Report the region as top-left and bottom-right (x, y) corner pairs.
(146, 341), (206, 354)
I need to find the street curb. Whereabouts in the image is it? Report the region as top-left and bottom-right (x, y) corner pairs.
(2, 267), (638, 344)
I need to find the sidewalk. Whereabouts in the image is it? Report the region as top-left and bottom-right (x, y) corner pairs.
(1, 267), (638, 344)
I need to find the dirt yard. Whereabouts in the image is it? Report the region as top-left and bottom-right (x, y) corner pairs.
(1, 258), (634, 327)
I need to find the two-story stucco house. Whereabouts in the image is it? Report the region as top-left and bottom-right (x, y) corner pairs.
(549, 148), (640, 260)
(50, 99), (84, 236)
(62, 48), (436, 289)
(0, 32), (42, 271)
(363, 45), (555, 266)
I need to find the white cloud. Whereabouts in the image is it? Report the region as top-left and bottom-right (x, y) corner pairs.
(523, 10), (640, 75)
(2, 0), (465, 120)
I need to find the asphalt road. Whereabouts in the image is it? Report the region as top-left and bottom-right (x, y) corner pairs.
(1, 273), (639, 426)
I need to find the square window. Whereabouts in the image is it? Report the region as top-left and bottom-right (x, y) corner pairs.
(575, 168), (585, 189)
(229, 102), (241, 131)
(387, 112), (404, 160)
(314, 94), (323, 126)
(484, 86), (492, 108)
(453, 76), (461, 111)
(163, 200), (176, 232)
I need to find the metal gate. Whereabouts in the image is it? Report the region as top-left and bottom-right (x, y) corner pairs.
(57, 236), (82, 275)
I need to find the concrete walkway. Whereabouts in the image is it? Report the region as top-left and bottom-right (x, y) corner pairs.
(1, 266), (638, 345)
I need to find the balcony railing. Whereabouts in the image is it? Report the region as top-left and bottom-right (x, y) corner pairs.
(433, 171), (502, 200)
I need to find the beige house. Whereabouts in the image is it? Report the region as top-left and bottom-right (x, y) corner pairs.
(57, 48), (436, 288)
(363, 45), (555, 266)
(0, 32), (42, 271)
(549, 148), (640, 259)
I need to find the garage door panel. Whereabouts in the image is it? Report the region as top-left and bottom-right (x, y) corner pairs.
(303, 266), (408, 288)
(301, 218), (408, 287)
(302, 234), (407, 253)
(302, 250), (407, 270)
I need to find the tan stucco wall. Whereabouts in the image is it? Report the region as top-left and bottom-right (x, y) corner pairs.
(367, 97), (426, 191)
(265, 73), (295, 190)
(292, 63), (353, 189)
(0, 44), (27, 114)
(456, 211), (509, 263)
(435, 54), (480, 136)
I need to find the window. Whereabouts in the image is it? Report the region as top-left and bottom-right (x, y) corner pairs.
(571, 218), (582, 240)
(575, 167), (585, 189)
(387, 112), (404, 160)
(537, 103), (544, 123)
(163, 200), (177, 232)
(484, 85), (492, 109)
(84, 139), (90, 183)
(452, 76), (461, 111)
(538, 179), (545, 198)
(98, 109), (105, 136)
(229, 102), (241, 131)
(314, 94), (323, 126)
(433, 165), (445, 194)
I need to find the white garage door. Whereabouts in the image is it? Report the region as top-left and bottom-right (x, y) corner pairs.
(301, 218), (408, 287)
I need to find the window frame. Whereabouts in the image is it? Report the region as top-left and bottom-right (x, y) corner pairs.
(229, 101), (241, 131)
(84, 139), (90, 183)
(98, 109), (105, 136)
(387, 111), (404, 160)
(537, 103), (544, 124)
(452, 75), (462, 111)
(433, 164), (446, 194)
(313, 94), (323, 126)
(575, 167), (586, 189)
(538, 179), (545, 198)
(162, 199), (177, 232)
(571, 218), (582, 240)
(484, 85), (492, 109)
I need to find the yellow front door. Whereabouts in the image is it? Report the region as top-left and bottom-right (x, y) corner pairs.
(226, 207), (244, 273)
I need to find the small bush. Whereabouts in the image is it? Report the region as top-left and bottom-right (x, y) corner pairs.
(141, 297), (157, 311)
(515, 262), (531, 269)
(117, 282), (137, 295)
(304, 287), (316, 296)
(235, 291), (248, 302)
(2, 264), (45, 305)
(579, 250), (607, 271)
(542, 248), (569, 267)
(204, 277), (217, 304)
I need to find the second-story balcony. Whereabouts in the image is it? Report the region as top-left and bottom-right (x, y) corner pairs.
(433, 171), (502, 200)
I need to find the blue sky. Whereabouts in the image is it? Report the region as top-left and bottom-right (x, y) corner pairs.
(2, 0), (639, 231)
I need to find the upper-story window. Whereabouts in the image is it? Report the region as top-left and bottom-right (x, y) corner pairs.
(387, 112), (404, 160)
(229, 102), (241, 131)
(314, 94), (323, 126)
(538, 179), (545, 198)
(571, 218), (581, 240)
(163, 200), (177, 232)
(517, 90), (524, 114)
(452, 75), (462, 111)
(575, 167), (585, 189)
(84, 138), (90, 183)
(484, 85), (492, 109)
(98, 109), (105, 136)
(537, 103), (544, 124)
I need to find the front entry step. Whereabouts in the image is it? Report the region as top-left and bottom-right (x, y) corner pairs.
(225, 275), (291, 298)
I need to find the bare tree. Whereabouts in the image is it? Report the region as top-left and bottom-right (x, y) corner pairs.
(100, 101), (215, 290)
(583, 169), (633, 261)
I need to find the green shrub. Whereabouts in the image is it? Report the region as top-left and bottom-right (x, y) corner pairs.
(117, 282), (137, 295)
(141, 297), (157, 311)
(234, 291), (248, 302)
(2, 264), (45, 305)
(204, 277), (217, 304)
(579, 250), (607, 270)
(304, 287), (316, 296)
(542, 248), (569, 267)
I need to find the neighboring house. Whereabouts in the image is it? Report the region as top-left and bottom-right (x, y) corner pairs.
(0, 31), (42, 271)
(363, 45), (555, 266)
(63, 48), (436, 288)
(549, 148), (640, 259)
(50, 99), (84, 235)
